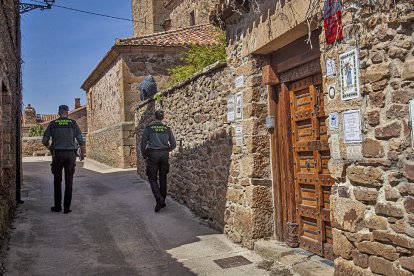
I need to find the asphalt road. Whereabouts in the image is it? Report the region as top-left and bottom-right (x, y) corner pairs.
(3, 158), (268, 276)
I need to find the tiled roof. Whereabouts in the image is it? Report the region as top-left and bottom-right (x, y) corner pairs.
(39, 114), (59, 122)
(116, 24), (219, 47)
(69, 105), (86, 115)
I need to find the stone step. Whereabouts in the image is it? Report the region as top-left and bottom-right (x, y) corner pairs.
(254, 239), (294, 261)
(293, 260), (334, 276)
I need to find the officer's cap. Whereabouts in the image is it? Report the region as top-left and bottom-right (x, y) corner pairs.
(58, 105), (69, 113)
(155, 110), (164, 120)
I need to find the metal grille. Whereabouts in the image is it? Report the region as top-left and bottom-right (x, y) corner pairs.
(213, 255), (253, 269)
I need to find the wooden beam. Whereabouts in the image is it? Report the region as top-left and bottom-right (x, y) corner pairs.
(262, 65), (279, 85)
(269, 84), (284, 241)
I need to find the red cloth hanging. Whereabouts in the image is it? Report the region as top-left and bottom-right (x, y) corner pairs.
(324, 0), (343, 44)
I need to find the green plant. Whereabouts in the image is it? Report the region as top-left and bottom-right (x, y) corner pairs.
(153, 93), (163, 103)
(27, 124), (44, 137)
(166, 30), (227, 87)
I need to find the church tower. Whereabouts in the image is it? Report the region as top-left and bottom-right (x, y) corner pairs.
(132, 0), (169, 36)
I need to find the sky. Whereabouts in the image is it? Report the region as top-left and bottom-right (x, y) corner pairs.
(21, 0), (133, 114)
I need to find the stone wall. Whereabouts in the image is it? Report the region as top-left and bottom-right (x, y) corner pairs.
(132, 0), (169, 36)
(210, 0), (315, 249)
(168, 0), (217, 29)
(86, 57), (124, 167)
(121, 46), (183, 121)
(87, 58), (122, 132)
(69, 107), (87, 134)
(0, 0), (21, 236)
(87, 124), (123, 168)
(22, 137), (48, 157)
(85, 46), (183, 168)
(136, 64), (232, 231)
(136, 59), (274, 249)
(224, 44), (274, 248)
(220, 0), (315, 56)
(321, 2), (414, 275)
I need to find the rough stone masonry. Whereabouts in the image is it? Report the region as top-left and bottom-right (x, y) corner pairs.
(0, 0), (21, 237)
(136, 59), (274, 249)
(322, 2), (414, 275)
(136, 1), (414, 274)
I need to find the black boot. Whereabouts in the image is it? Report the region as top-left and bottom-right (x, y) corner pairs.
(51, 206), (62, 212)
(155, 202), (163, 213)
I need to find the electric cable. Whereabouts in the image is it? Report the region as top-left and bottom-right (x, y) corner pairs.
(27, 0), (166, 27)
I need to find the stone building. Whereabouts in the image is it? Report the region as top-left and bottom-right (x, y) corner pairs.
(82, 0), (218, 169)
(21, 104), (57, 136)
(0, 0), (22, 236)
(132, 0), (217, 36)
(21, 99), (88, 157)
(136, 0), (414, 274)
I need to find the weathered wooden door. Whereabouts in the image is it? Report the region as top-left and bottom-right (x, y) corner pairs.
(289, 74), (334, 260)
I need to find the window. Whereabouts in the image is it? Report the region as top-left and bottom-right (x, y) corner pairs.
(189, 10), (195, 26)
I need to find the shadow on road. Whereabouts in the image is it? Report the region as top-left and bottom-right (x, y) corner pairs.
(4, 160), (215, 275)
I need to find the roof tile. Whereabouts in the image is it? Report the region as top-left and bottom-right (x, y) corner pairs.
(116, 24), (219, 47)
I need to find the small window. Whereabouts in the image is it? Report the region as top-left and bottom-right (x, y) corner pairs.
(189, 11), (195, 26)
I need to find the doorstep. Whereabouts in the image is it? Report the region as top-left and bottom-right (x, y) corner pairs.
(254, 240), (334, 276)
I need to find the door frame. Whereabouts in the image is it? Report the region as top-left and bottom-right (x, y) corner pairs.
(264, 45), (322, 246)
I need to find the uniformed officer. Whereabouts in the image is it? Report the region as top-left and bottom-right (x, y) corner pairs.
(140, 110), (176, 212)
(42, 105), (85, 214)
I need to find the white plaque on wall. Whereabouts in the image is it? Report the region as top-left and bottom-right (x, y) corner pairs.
(227, 94), (235, 122)
(235, 126), (243, 137)
(326, 58), (337, 76)
(235, 93), (243, 120)
(235, 76), (244, 88)
(410, 100), (414, 148)
(343, 109), (362, 143)
(329, 112), (339, 129)
(346, 144), (363, 160)
(235, 137), (243, 147)
(331, 134), (341, 160)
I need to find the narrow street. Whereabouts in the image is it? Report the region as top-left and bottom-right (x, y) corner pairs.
(4, 158), (268, 276)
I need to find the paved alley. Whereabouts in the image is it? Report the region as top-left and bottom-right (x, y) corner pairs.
(3, 158), (269, 276)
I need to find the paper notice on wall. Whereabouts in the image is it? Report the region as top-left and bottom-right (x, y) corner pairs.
(343, 109), (362, 143)
(331, 134), (341, 160)
(227, 95), (235, 122)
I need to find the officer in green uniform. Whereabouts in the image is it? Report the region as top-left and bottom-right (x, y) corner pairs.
(42, 105), (85, 214)
(140, 110), (176, 212)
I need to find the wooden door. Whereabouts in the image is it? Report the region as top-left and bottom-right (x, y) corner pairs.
(289, 74), (335, 260)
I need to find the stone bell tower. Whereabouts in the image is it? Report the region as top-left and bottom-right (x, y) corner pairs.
(132, 0), (169, 36)
(23, 104), (37, 126)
